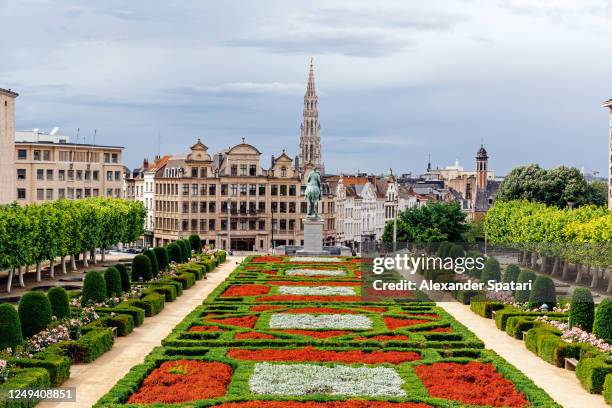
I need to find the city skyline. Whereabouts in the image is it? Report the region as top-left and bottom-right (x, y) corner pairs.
(2, 0), (612, 175)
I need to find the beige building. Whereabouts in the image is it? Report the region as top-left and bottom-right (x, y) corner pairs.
(14, 130), (124, 203)
(603, 99), (612, 209)
(0, 88), (18, 204)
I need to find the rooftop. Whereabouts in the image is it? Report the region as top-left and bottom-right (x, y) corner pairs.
(0, 87), (19, 97)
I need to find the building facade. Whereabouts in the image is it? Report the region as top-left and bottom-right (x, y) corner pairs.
(603, 99), (612, 209)
(0, 88), (18, 204)
(14, 130), (124, 203)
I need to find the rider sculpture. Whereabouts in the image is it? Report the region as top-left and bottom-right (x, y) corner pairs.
(304, 168), (322, 219)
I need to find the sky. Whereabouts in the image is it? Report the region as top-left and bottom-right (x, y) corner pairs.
(1, 0), (611, 176)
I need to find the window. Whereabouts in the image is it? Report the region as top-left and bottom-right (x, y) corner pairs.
(289, 185), (296, 196)
(249, 164), (257, 176)
(301, 202), (307, 213)
(114, 171), (121, 181)
(271, 202), (277, 213)
(281, 166), (287, 177)
(182, 220), (189, 231)
(200, 201), (207, 213)
(192, 184), (198, 196)
(289, 202), (296, 213)
(230, 184), (238, 196)
(191, 201), (198, 213)
(240, 219), (247, 230)
(58, 170), (65, 181)
(258, 202), (265, 212)
(280, 202), (287, 213)
(17, 189), (26, 199)
(43, 150), (50, 161)
(46, 169), (53, 180)
(231, 164), (238, 176)
(37, 188), (44, 200)
(106, 188), (113, 197)
(249, 184), (256, 195)
(67, 188), (74, 199)
(209, 202), (216, 213)
(239, 184), (247, 195)
(182, 184), (189, 195)
(37, 169), (44, 180)
(221, 184), (227, 196)
(200, 219), (206, 231)
(93, 170), (99, 181)
(209, 184), (216, 195)
(104, 153), (110, 163)
(200, 168), (207, 178)
(106, 171), (112, 181)
(271, 184), (278, 195)
(208, 219), (216, 231)
(200, 184), (207, 195)
(111, 153), (118, 163)
(84, 188), (91, 198)
(76, 170), (83, 181)
(182, 202), (189, 213)
(259, 184), (266, 195)
(220, 219), (227, 231)
(191, 167), (198, 178)
(280, 185), (287, 196)
(68, 170), (74, 181)
(191, 219), (197, 231)
(58, 188), (65, 199)
(84, 170), (91, 181)
(76, 189), (82, 199)
(240, 164), (247, 176)
(17, 169), (26, 180)
(258, 220), (265, 230)
(33, 150), (41, 160)
(17, 150), (26, 160)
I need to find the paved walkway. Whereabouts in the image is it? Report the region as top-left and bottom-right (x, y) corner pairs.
(438, 301), (608, 408)
(38, 256), (244, 408)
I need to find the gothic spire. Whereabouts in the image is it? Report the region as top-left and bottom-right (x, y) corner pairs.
(306, 57), (316, 98)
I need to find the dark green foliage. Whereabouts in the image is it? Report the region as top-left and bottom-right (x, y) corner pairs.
(84, 314), (134, 337)
(528, 276), (556, 308)
(604, 374), (612, 405)
(143, 249), (160, 277)
(104, 267), (122, 297)
(172, 272), (196, 289)
(82, 270), (107, 305)
(470, 301), (505, 318)
(480, 257), (501, 282)
(505, 316), (538, 339)
(436, 242), (451, 258)
(216, 250), (226, 262)
(464, 250), (484, 278)
(145, 284), (177, 302)
(189, 234), (202, 253)
(0, 303), (23, 349)
(503, 264), (521, 284)
(515, 270), (536, 303)
(447, 244), (465, 260)
(153, 246), (170, 271)
(179, 240), (191, 261)
(47, 287), (70, 320)
(576, 355), (612, 393)
(131, 254), (152, 282)
(166, 243), (182, 264)
(128, 292), (164, 316)
(115, 263), (131, 292)
(455, 289), (481, 305)
(96, 306), (144, 327)
(60, 328), (114, 363)
(593, 298), (612, 343)
(569, 288), (595, 332)
(0, 367), (50, 405)
(7, 346), (71, 387)
(18, 291), (52, 338)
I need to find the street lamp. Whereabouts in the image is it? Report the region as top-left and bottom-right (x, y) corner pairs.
(393, 194), (398, 252)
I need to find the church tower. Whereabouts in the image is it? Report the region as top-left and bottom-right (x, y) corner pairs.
(476, 144), (488, 191)
(0, 88), (18, 204)
(299, 58), (323, 173)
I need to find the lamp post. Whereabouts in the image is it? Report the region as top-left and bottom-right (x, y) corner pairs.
(393, 195), (398, 253)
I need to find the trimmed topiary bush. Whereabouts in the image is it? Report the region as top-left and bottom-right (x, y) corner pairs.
(0, 303), (23, 349)
(503, 264), (521, 284)
(528, 276), (556, 308)
(593, 298), (612, 343)
(480, 257), (501, 283)
(82, 270), (107, 305)
(115, 263), (131, 292)
(604, 374), (612, 405)
(47, 286), (70, 320)
(569, 288), (595, 332)
(464, 250), (484, 278)
(515, 270), (536, 303)
(143, 249), (160, 277)
(153, 246), (170, 271)
(179, 240), (192, 262)
(167, 243), (182, 264)
(18, 291), (52, 338)
(104, 267), (122, 297)
(189, 234), (202, 253)
(436, 242), (451, 258)
(448, 244), (465, 261)
(131, 254), (153, 282)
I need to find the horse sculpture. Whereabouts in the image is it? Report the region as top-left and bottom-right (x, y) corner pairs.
(304, 168), (322, 218)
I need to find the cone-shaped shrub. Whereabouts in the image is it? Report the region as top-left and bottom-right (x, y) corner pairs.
(528, 276), (556, 308)
(503, 264), (521, 284)
(167, 243), (182, 264)
(480, 257), (501, 282)
(189, 234), (202, 253)
(131, 254), (152, 282)
(82, 270), (107, 305)
(0, 303), (23, 349)
(437, 242), (451, 258)
(153, 246), (169, 271)
(515, 270), (536, 303)
(179, 240), (191, 262)
(448, 244), (465, 261)
(465, 251), (484, 278)
(18, 291), (52, 338)
(143, 249), (160, 277)
(115, 263), (131, 292)
(47, 286), (70, 319)
(569, 288), (594, 332)
(593, 298), (612, 343)
(104, 267), (123, 297)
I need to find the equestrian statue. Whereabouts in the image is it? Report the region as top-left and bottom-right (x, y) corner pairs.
(304, 168), (321, 218)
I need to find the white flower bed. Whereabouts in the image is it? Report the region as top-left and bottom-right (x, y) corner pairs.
(269, 313), (373, 329)
(278, 286), (356, 296)
(285, 269), (347, 277)
(289, 257), (341, 262)
(249, 363), (406, 397)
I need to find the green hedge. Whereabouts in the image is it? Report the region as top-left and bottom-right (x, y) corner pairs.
(82, 270), (107, 305)
(576, 355), (612, 393)
(47, 287), (71, 320)
(18, 291), (52, 338)
(505, 316), (541, 339)
(166, 243), (182, 264)
(470, 301), (504, 318)
(594, 298), (612, 343)
(172, 272), (196, 289)
(131, 254), (152, 282)
(58, 328), (114, 364)
(455, 289), (482, 305)
(189, 233), (202, 253)
(104, 267), (122, 298)
(128, 293), (164, 317)
(604, 374), (612, 405)
(8, 348), (70, 387)
(96, 306), (144, 327)
(569, 288), (594, 332)
(143, 249), (160, 277)
(84, 314), (134, 337)
(115, 263), (131, 292)
(144, 283), (177, 302)
(528, 276), (556, 308)
(153, 246), (170, 271)
(159, 279), (183, 296)
(0, 303), (23, 350)
(178, 264), (205, 280)
(480, 257), (501, 282)
(0, 368), (50, 408)
(495, 307), (567, 331)
(515, 269), (536, 303)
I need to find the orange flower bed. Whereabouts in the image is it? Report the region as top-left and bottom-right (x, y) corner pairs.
(235, 331), (277, 340)
(428, 327), (453, 333)
(212, 401), (432, 408)
(359, 307), (388, 313)
(354, 334), (410, 341)
(250, 305), (285, 312)
(189, 325), (224, 332)
(228, 346), (420, 364)
(414, 362), (529, 408)
(221, 284), (270, 297)
(206, 315), (258, 328)
(127, 360), (232, 404)
(404, 313), (439, 319)
(274, 329), (351, 338)
(268, 281), (361, 287)
(252, 256), (284, 263)
(256, 295), (362, 302)
(384, 317), (430, 330)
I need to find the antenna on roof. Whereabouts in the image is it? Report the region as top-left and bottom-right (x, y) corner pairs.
(157, 130), (161, 156)
(76, 128), (80, 144)
(93, 129), (97, 146)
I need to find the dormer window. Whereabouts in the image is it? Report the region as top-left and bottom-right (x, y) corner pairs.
(281, 166), (287, 177)
(249, 164), (257, 176)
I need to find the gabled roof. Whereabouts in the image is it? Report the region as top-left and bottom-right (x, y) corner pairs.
(190, 139), (208, 150)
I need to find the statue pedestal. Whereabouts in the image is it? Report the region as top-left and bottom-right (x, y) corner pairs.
(296, 217), (329, 256)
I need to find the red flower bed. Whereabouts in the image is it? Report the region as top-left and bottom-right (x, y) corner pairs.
(212, 401), (432, 408)
(384, 317), (430, 330)
(268, 281), (361, 287)
(206, 315), (258, 328)
(354, 334), (410, 341)
(250, 305), (285, 312)
(234, 331), (277, 340)
(274, 329), (351, 338)
(414, 362), (529, 408)
(256, 295), (362, 302)
(404, 313), (439, 319)
(252, 256), (284, 263)
(359, 307), (388, 313)
(282, 307), (359, 314)
(228, 346), (420, 364)
(428, 327), (453, 333)
(221, 284), (270, 297)
(127, 360), (232, 404)
(261, 270), (278, 275)
(189, 325), (224, 332)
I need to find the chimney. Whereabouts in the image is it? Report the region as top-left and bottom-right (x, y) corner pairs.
(143, 158), (149, 169)
(271, 155), (275, 168)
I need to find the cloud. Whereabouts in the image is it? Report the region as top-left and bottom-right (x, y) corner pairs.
(164, 82), (304, 97)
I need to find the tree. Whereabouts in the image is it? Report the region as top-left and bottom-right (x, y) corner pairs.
(503, 265), (521, 284)
(382, 202), (468, 244)
(189, 234), (202, 253)
(166, 243), (182, 264)
(131, 254), (153, 282)
(515, 270), (536, 303)
(528, 276), (556, 308)
(569, 288), (594, 332)
(480, 257), (501, 282)
(153, 247), (170, 271)
(104, 267), (123, 297)
(115, 263), (131, 292)
(143, 249), (160, 277)
(82, 271), (107, 304)
(18, 291), (52, 338)
(0, 304), (23, 349)
(47, 286), (71, 319)
(593, 299), (612, 343)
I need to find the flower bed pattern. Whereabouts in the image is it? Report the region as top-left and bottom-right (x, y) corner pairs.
(285, 269), (347, 277)
(268, 314), (373, 329)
